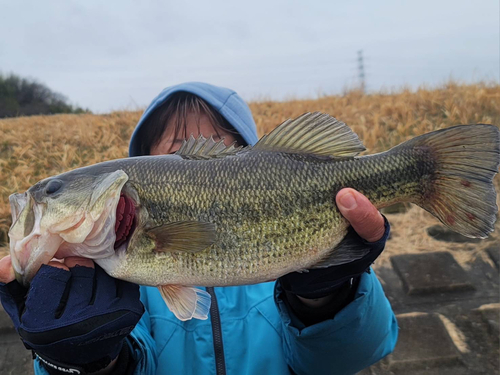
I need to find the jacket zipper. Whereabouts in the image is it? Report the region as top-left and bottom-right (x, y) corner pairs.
(206, 287), (226, 375)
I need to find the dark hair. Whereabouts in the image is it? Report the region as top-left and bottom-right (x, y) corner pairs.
(135, 92), (246, 155)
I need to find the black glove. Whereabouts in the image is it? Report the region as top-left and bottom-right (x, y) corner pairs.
(278, 217), (390, 325)
(0, 264), (144, 374)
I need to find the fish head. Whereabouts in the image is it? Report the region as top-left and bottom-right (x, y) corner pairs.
(8, 168), (129, 285)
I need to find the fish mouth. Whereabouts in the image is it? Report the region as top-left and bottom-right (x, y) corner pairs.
(9, 192), (64, 284)
(9, 186), (136, 286)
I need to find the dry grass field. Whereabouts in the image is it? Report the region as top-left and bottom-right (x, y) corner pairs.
(0, 82), (499, 267)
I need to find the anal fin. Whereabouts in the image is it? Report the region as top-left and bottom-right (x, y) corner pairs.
(159, 285), (211, 321)
(311, 228), (371, 269)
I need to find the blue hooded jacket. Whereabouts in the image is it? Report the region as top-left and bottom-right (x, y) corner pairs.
(36, 82), (398, 375)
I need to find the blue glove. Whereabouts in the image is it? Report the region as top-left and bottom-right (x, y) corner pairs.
(0, 264), (144, 374)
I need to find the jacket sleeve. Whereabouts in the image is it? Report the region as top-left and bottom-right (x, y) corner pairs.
(34, 287), (158, 375)
(127, 303), (159, 375)
(275, 270), (398, 375)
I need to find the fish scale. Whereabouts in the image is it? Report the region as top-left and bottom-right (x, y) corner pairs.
(103, 149), (432, 286)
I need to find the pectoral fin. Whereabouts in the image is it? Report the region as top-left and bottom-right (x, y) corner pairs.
(158, 285), (211, 321)
(149, 221), (216, 253)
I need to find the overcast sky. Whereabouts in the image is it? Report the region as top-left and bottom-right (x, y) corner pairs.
(0, 1), (498, 113)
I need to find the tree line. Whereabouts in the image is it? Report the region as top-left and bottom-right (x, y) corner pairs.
(0, 73), (89, 118)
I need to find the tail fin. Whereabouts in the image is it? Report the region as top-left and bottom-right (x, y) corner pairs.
(397, 124), (500, 238)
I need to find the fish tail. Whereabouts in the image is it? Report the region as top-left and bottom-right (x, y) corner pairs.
(396, 124), (500, 238)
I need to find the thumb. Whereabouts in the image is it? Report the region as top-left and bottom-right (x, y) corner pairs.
(0, 256), (15, 284)
(336, 188), (385, 242)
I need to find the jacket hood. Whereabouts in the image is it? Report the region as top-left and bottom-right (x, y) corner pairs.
(129, 82), (259, 156)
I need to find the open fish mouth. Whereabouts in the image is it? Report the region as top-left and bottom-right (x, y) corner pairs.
(8, 182), (135, 286)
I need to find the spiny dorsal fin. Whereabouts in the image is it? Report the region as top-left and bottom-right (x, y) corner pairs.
(175, 135), (243, 160)
(253, 112), (366, 157)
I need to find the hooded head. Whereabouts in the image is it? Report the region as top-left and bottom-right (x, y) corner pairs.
(129, 82), (259, 157)
(9, 83), (258, 286)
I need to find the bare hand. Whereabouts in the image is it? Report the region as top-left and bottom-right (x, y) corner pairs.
(336, 188), (385, 242)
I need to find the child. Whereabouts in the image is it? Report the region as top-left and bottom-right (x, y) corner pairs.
(0, 82), (397, 375)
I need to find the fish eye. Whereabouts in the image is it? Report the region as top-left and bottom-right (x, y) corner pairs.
(45, 179), (63, 195)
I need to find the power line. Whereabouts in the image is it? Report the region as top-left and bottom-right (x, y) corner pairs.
(357, 50), (366, 93)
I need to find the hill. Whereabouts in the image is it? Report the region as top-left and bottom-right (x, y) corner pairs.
(0, 73), (87, 118)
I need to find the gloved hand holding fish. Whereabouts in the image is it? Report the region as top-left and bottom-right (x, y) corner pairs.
(7, 112), (500, 321)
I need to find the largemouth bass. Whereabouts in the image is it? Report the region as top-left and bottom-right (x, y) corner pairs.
(8, 113), (500, 320)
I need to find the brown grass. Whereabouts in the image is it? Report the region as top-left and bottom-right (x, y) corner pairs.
(1, 82), (499, 262)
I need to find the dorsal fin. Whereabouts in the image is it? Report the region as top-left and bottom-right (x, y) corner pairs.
(253, 112), (366, 157)
(175, 135), (243, 160)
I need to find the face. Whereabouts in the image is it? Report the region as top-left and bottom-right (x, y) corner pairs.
(150, 112), (240, 155)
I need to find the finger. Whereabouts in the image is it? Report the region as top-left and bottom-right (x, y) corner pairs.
(336, 188), (385, 242)
(67, 260), (96, 308)
(25, 264), (71, 319)
(64, 257), (95, 269)
(93, 266), (121, 304)
(0, 256), (15, 284)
